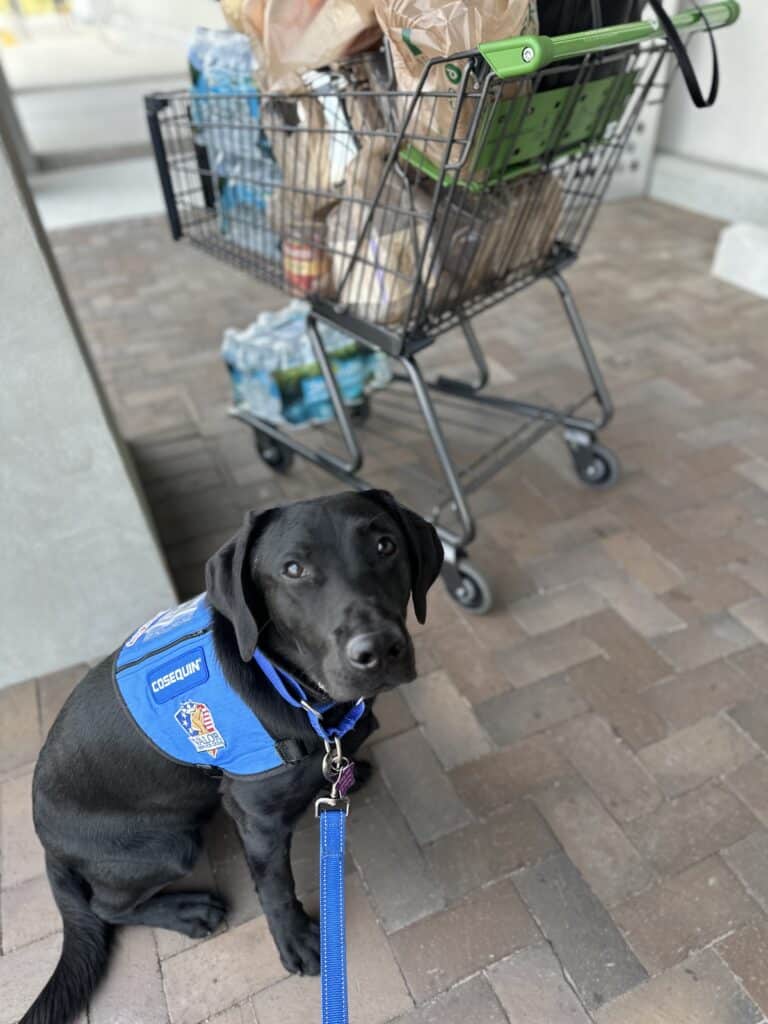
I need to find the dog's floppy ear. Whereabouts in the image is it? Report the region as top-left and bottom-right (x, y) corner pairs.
(361, 489), (444, 624)
(205, 507), (276, 662)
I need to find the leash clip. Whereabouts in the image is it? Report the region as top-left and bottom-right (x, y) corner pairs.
(319, 737), (355, 814)
(315, 794), (350, 817)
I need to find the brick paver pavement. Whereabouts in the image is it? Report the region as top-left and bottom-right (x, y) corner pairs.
(2, 199), (768, 1023)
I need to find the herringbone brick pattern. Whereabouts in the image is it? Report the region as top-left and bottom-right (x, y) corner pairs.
(2, 199), (768, 1023)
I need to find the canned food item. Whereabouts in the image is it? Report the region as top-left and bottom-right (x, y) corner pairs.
(283, 239), (331, 296)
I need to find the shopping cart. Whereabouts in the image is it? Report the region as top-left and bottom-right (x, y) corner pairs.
(146, 1), (738, 613)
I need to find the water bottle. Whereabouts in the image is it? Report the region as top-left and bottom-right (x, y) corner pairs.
(221, 322), (280, 421)
(188, 27), (214, 138)
(278, 332), (311, 425)
(221, 326), (246, 405)
(188, 27), (212, 87)
(219, 163), (282, 261)
(203, 32), (256, 130)
(366, 350), (393, 389)
(250, 340), (283, 422)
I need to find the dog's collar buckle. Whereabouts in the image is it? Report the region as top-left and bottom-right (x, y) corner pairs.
(300, 699), (323, 719)
(253, 649), (367, 744)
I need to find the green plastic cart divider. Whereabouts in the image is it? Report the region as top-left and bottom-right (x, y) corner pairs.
(400, 71), (636, 191)
(400, 1), (738, 189)
(479, 0), (739, 79)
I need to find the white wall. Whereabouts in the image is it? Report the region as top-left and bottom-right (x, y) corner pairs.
(72, 0), (225, 35)
(651, 4), (768, 223)
(657, 4), (767, 177)
(0, 131), (176, 689)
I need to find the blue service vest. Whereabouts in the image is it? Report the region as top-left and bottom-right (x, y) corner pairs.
(114, 594), (362, 778)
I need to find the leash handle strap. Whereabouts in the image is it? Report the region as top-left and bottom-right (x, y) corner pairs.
(320, 809), (349, 1024)
(647, 0), (719, 108)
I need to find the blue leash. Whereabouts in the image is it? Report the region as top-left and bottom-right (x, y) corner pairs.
(319, 806), (349, 1024)
(252, 648), (360, 1023)
(316, 747), (355, 1024)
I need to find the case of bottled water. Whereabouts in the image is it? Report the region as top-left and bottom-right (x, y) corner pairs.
(221, 301), (392, 427)
(188, 28), (281, 262)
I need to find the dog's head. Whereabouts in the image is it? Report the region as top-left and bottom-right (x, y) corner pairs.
(205, 490), (443, 702)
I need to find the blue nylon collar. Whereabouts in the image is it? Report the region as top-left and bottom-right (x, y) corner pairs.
(252, 648), (366, 743)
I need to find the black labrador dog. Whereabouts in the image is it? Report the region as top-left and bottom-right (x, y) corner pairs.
(23, 490), (443, 1024)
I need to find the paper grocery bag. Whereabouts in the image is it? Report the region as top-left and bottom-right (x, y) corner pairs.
(427, 171), (563, 310)
(222, 0), (382, 91)
(376, 0), (538, 182)
(326, 149), (434, 325)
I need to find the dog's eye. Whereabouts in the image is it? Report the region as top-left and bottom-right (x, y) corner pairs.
(282, 561), (305, 579)
(377, 536), (397, 557)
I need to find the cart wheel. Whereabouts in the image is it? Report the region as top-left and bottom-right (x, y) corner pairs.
(254, 432), (294, 474)
(448, 561), (494, 615)
(569, 441), (620, 489)
(349, 395), (370, 423)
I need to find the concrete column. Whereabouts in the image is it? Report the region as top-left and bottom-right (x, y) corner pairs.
(0, 56), (35, 174)
(0, 117), (176, 689)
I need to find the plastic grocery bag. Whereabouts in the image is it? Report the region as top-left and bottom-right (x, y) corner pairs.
(375, 0), (538, 181)
(222, 0), (382, 91)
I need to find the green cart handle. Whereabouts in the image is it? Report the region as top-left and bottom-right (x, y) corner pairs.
(479, 0), (739, 79)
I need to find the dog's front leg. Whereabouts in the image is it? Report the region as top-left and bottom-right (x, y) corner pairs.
(223, 790), (320, 976)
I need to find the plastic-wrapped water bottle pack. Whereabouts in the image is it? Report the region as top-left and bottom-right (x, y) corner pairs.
(221, 301), (392, 427)
(188, 28), (281, 262)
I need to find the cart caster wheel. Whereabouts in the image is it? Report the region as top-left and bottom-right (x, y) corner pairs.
(570, 441), (620, 489)
(254, 433), (294, 473)
(349, 395), (370, 423)
(449, 561), (493, 615)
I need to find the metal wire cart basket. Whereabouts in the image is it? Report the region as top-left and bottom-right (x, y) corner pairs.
(146, 2), (738, 613)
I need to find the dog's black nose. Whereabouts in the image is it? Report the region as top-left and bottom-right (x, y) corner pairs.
(345, 630), (405, 671)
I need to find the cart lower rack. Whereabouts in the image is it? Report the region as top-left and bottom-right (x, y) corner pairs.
(146, 2), (738, 613)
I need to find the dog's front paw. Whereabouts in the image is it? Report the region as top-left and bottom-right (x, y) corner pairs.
(272, 908), (321, 976)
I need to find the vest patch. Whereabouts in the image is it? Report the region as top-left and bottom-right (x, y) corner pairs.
(148, 647), (209, 704)
(175, 700), (225, 758)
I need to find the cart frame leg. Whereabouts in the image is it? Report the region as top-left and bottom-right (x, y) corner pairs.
(397, 353), (475, 556)
(550, 270), (614, 430)
(435, 315), (490, 394)
(306, 315), (363, 474)
(431, 272), (613, 437)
